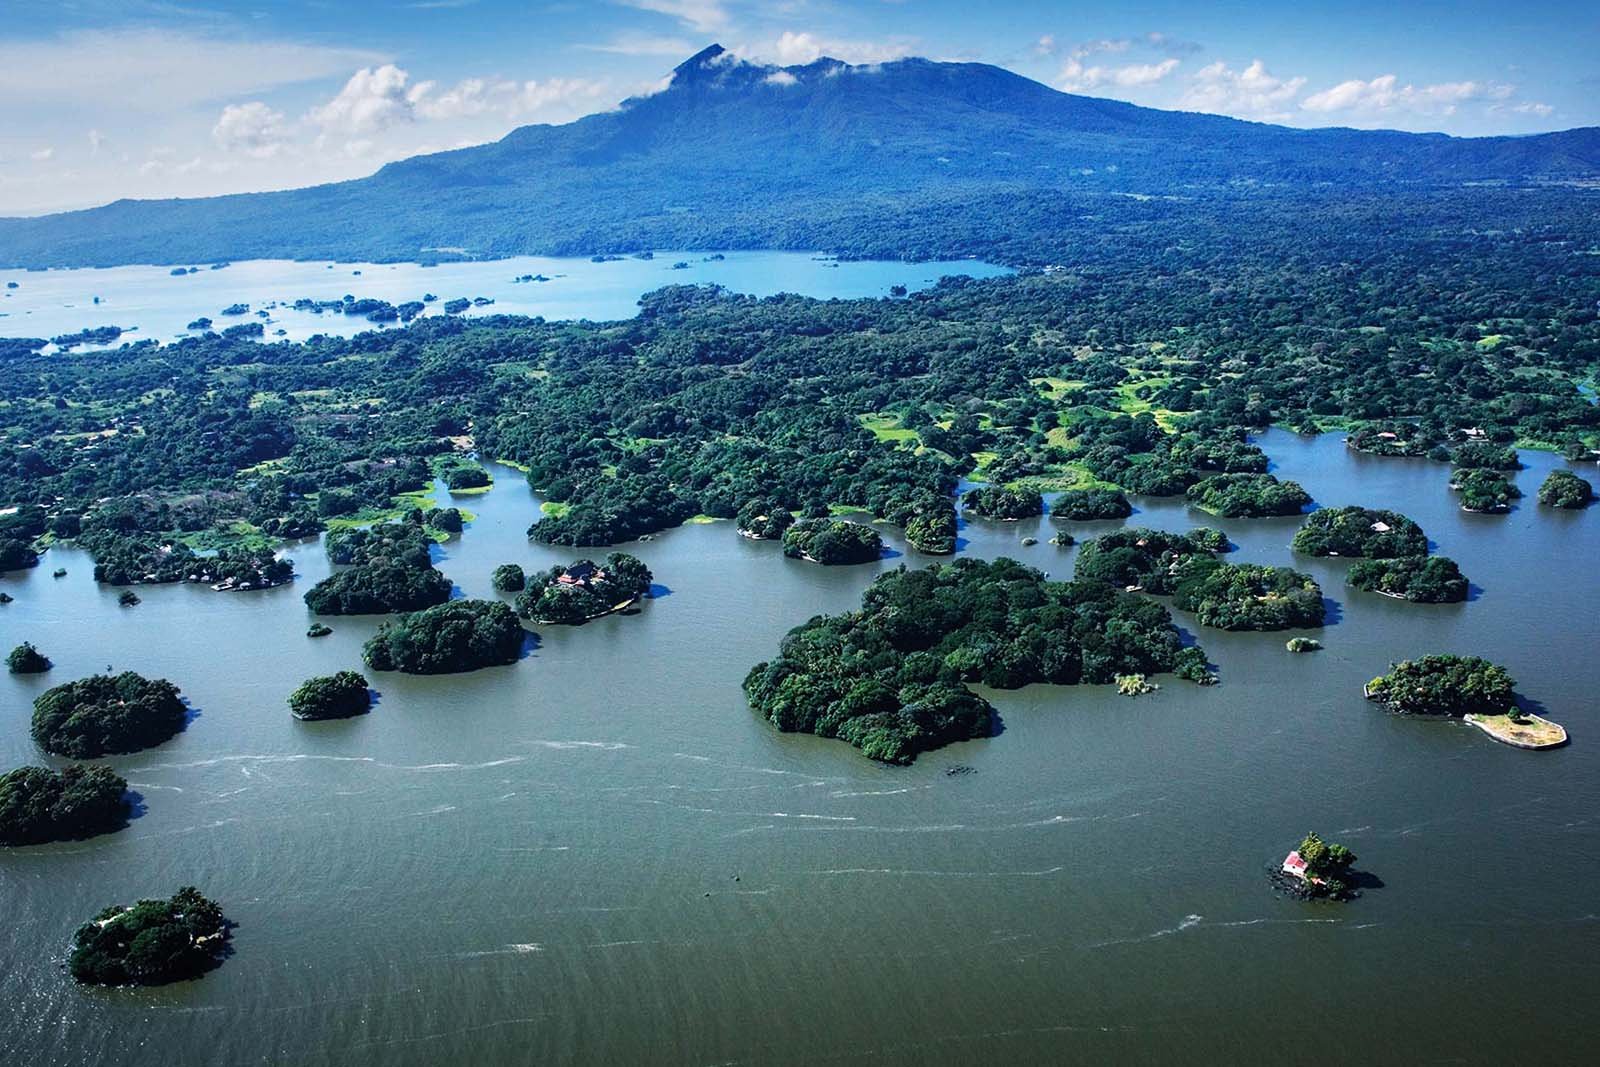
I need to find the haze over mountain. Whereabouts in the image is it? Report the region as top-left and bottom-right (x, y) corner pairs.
(3, 43), (1598, 269)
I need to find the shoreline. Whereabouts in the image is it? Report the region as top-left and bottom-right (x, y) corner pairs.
(1464, 712), (1568, 750)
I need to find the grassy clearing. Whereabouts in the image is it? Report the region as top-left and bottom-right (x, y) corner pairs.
(1465, 713), (1568, 749)
(539, 501), (571, 518)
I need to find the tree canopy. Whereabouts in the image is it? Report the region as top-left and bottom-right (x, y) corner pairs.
(362, 599), (525, 674)
(781, 519), (883, 565)
(1346, 555), (1469, 603)
(515, 553), (653, 624)
(1291, 507), (1429, 558)
(69, 887), (229, 986)
(31, 672), (188, 758)
(288, 671), (372, 721)
(1365, 654), (1516, 716)
(744, 558), (1212, 763)
(1537, 469), (1593, 509)
(0, 764), (129, 846)
(7, 641), (51, 674)
(1172, 560), (1325, 631)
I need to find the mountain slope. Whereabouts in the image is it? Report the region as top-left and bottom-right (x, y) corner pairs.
(3, 44), (1598, 268)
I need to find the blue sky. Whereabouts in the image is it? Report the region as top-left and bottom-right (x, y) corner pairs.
(1, 0), (1595, 214)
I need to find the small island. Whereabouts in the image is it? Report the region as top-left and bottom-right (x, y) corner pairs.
(1050, 488), (1132, 521)
(745, 558), (1213, 763)
(0, 764), (130, 846)
(442, 461), (492, 493)
(1538, 469), (1594, 509)
(305, 523), (451, 615)
(1451, 440), (1521, 471)
(363, 599), (525, 674)
(1346, 423), (1440, 457)
(0, 536), (40, 571)
(960, 485), (1044, 520)
(1286, 638), (1322, 653)
(32, 672), (188, 758)
(902, 503), (957, 555)
(70, 887), (230, 986)
(781, 519), (883, 565)
(288, 671), (372, 721)
(491, 563), (526, 592)
(7, 641), (51, 674)
(735, 498), (795, 540)
(1073, 528), (1219, 594)
(1172, 560), (1325, 631)
(306, 623), (332, 638)
(1346, 555), (1468, 603)
(1291, 506), (1428, 558)
(1276, 831), (1359, 900)
(515, 553), (652, 624)
(1185, 473), (1311, 517)
(1363, 655), (1565, 749)
(1450, 468), (1520, 513)
(1364, 654), (1516, 715)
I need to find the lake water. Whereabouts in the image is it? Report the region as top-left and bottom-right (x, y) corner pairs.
(0, 253), (1011, 350)
(2, 433), (1599, 1065)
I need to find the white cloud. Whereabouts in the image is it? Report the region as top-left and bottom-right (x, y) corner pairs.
(308, 64), (423, 136)
(30, 147), (55, 162)
(1056, 57), (1179, 93)
(1035, 35), (1056, 57)
(1492, 100), (1554, 117)
(1182, 59), (1307, 120)
(213, 102), (291, 157)
(88, 129), (106, 155)
(754, 31), (915, 67)
(615, 0), (729, 33)
(1302, 75), (1514, 117)
(0, 30), (385, 111)
(764, 70), (799, 87)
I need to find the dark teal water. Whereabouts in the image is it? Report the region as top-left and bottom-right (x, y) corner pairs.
(2, 434), (1598, 1065)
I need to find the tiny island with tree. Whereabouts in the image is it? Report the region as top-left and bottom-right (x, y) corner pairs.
(7, 641), (52, 674)
(1276, 831), (1360, 900)
(288, 671), (372, 721)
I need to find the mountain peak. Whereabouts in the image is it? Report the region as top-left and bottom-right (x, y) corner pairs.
(674, 44), (731, 79)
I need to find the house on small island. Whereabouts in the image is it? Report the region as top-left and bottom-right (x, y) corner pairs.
(556, 561), (601, 587)
(1281, 850), (1317, 883)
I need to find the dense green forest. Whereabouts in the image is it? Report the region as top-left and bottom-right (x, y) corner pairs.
(1171, 561), (1325, 631)
(1346, 555), (1470, 603)
(744, 558), (1213, 763)
(1, 180), (1597, 576)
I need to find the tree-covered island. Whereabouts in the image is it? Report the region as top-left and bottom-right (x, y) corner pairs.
(1277, 831), (1359, 900)
(734, 498), (795, 540)
(960, 485), (1044, 520)
(1538, 469), (1594, 509)
(288, 671), (372, 720)
(1449, 468), (1520, 513)
(781, 519), (883, 565)
(1185, 473), (1311, 518)
(1291, 507), (1429, 558)
(362, 599), (525, 674)
(514, 553), (652, 624)
(69, 887), (230, 986)
(1049, 488), (1132, 522)
(304, 522), (452, 615)
(1171, 560), (1325, 631)
(1363, 654), (1516, 716)
(1346, 555), (1469, 603)
(1072, 528), (1220, 593)
(31, 673), (188, 758)
(7, 641), (52, 673)
(744, 558), (1213, 763)
(0, 763), (130, 846)
(491, 563), (527, 592)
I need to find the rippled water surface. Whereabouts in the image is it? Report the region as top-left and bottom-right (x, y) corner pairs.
(2, 433), (1598, 1065)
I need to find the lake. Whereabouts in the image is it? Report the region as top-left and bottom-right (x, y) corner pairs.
(2, 430), (1598, 1064)
(0, 252), (1012, 350)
